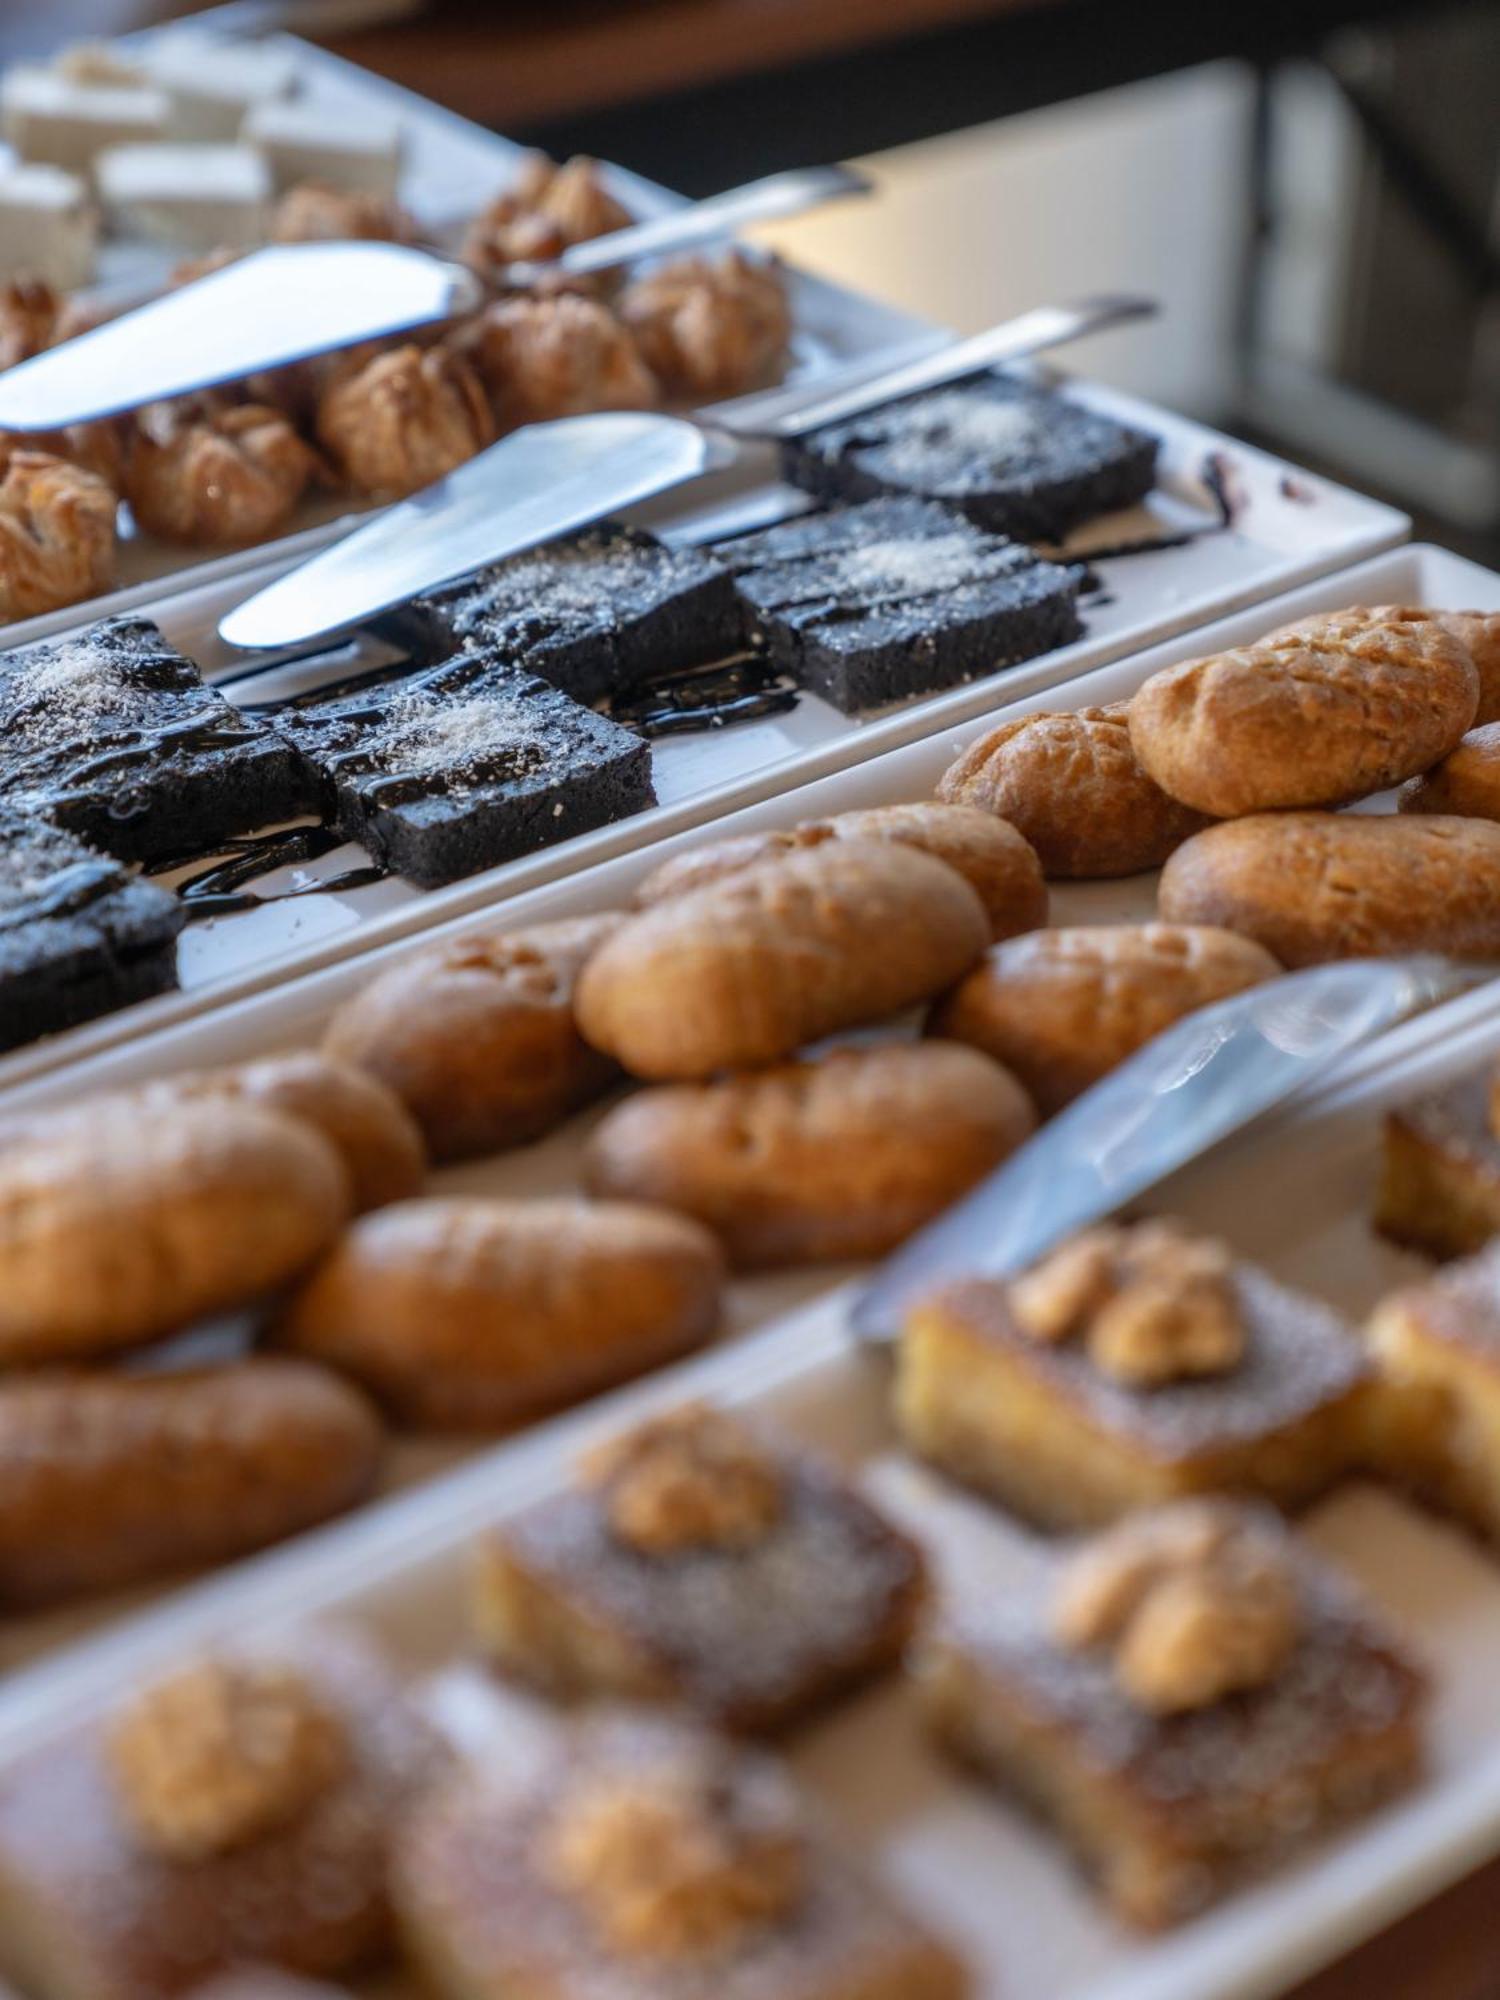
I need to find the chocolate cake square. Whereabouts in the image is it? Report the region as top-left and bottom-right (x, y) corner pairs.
(786, 374), (1159, 542)
(0, 812), (184, 1054)
(390, 522), (743, 705)
(720, 497), (1083, 713)
(0, 615), (309, 866)
(276, 650), (655, 890)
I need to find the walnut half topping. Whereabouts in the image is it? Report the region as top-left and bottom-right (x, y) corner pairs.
(584, 1403), (784, 1557)
(1053, 1503), (1299, 1714)
(1009, 1220), (1245, 1386)
(107, 1660), (349, 1862)
(540, 1737), (805, 1959)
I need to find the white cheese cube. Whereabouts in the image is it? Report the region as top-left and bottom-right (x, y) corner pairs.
(96, 143), (271, 250)
(141, 33), (299, 143)
(0, 161), (96, 288)
(56, 44), (148, 89)
(242, 100), (400, 197)
(1, 67), (169, 181)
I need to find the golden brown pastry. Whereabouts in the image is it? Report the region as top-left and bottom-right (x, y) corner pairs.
(929, 923), (1281, 1114)
(189, 1975), (352, 2000)
(0, 1360), (383, 1608)
(324, 913), (621, 1164)
(935, 702), (1212, 878)
(584, 1042), (1035, 1267)
(1158, 811), (1500, 966)
(619, 248), (792, 401)
(0, 1099), (351, 1366)
(125, 399), (321, 546)
(0, 276), (62, 370)
(1400, 722), (1500, 820)
(315, 343), (493, 499)
(576, 840), (990, 1080)
(633, 802), (1046, 940)
(460, 295), (657, 430)
(533, 154), (634, 243)
(1129, 607), (1479, 815)
(271, 182), (415, 244)
(460, 152), (631, 280)
(0, 448), (116, 620)
(275, 1197), (724, 1429)
(1441, 611), (1500, 724)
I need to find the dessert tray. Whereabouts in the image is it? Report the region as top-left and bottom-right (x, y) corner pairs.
(6, 973), (1500, 2000)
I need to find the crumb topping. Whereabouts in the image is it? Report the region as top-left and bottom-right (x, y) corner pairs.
(584, 1404), (784, 1557)
(106, 1660), (349, 1861)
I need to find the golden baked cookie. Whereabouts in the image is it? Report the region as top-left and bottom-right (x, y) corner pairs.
(0, 1360), (383, 1608)
(936, 703), (1211, 878)
(0, 1099), (351, 1365)
(323, 914), (622, 1163)
(576, 839), (989, 1080)
(275, 1197), (724, 1429)
(583, 1042), (1036, 1268)
(1399, 722), (1500, 821)
(1129, 606), (1479, 815)
(1441, 611), (1500, 724)
(632, 802), (1046, 939)
(1158, 811), (1500, 966)
(929, 923), (1281, 1114)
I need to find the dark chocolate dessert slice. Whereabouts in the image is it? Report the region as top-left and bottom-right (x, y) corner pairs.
(389, 521), (742, 704)
(276, 650), (656, 889)
(0, 615), (309, 866)
(786, 374), (1159, 541)
(722, 496), (1084, 712)
(0, 812), (185, 1054)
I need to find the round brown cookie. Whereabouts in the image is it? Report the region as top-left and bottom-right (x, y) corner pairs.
(1399, 722), (1500, 821)
(1439, 611), (1500, 724)
(928, 923), (1281, 1115)
(1129, 606), (1479, 816)
(936, 702), (1212, 878)
(584, 1042), (1036, 1268)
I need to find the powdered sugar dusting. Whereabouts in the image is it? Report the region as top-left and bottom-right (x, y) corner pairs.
(835, 531), (993, 599)
(878, 389), (1043, 476)
(377, 688), (551, 781)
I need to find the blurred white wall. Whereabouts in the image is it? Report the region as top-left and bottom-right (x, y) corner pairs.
(754, 62), (1255, 419)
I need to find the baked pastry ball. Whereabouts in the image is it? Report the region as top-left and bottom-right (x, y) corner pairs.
(619, 247), (793, 401)
(577, 839), (989, 1080)
(929, 923), (1280, 1115)
(1159, 811), (1500, 966)
(474, 1401), (928, 1729)
(1129, 606), (1479, 815)
(1441, 611), (1500, 723)
(125, 399), (321, 546)
(585, 1043), (1035, 1268)
(316, 343), (493, 499)
(0, 447), (116, 620)
(324, 913), (621, 1163)
(0, 1099), (350, 1366)
(936, 702), (1211, 878)
(0, 1629), (442, 1995)
(460, 295), (657, 431)
(1399, 721), (1500, 820)
(0, 1360), (383, 1608)
(632, 802), (1046, 940)
(275, 1197), (723, 1429)
(271, 182), (415, 243)
(393, 1709), (967, 2000)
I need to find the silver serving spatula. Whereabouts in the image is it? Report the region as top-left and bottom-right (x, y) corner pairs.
(0, 163), (870, 433)
(849, 955), (1468, 1348)
(218, 292), (1155, 650)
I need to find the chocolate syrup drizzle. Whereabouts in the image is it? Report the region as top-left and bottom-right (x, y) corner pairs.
(609, 651), (799, 737)
(160, 824), (389, 923)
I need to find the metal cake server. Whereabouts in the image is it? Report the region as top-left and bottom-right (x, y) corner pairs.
(218, 291), (1155, 650)
(0, 164), (870, 433)
(849, 955), (1473, 1349)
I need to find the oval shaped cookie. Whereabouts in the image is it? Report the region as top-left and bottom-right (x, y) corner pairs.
(324, 914), (622, 1163)
(584, 1042), (1036, 1267)
(1158, 812), (1500, 966)
(935, 703), (1210, 878)
(1129, 607), (1479, 815)
(1441, 610), (1500, 724)
(929, 923), (1281, 1113)
(0, 1101), (351, 1365)
(633, 803), (1047, 940)
(0, 1360), (383, 1608)
(276, 1198), (724, 1428)
(1399, 722), (1500, 820)
(576, 840), (989, 1079)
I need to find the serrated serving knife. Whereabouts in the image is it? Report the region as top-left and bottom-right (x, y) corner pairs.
(849, 955), (1474, 1348)
(0, 164), (870, 433)
(218, 291), (1156, 650)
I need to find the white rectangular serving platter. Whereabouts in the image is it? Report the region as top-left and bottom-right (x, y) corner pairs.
(0, 438), (1414, 1091)
(6, 979), (1500, 2000)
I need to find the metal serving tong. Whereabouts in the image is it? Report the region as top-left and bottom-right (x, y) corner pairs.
(218, 292), (1157, 651)
(0, 163), (871, 433)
